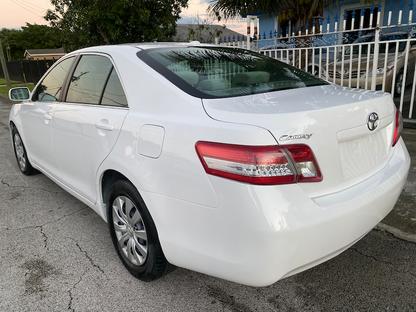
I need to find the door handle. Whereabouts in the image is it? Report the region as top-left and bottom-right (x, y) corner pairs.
(95, 121), (114, 131)
(43, 114), (52, 120)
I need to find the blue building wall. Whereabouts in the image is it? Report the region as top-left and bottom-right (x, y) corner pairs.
(257, 0), (415, 41)
(258, 16), (275, 38)
(322, 0), (415, 28)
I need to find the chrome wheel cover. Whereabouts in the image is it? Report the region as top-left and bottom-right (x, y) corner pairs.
(14, 133), (26, 171)
(112, 196), (148, 266)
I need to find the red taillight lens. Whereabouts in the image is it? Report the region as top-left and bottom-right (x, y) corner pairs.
(195, 142), (322, 185)
(285, 145), (323, 183)
(392, 108), (403, 147)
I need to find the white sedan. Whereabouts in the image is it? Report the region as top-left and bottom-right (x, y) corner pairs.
(8, 43), (410, 287)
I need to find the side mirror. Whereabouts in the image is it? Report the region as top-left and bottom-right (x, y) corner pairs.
(9, 87), (30, 101)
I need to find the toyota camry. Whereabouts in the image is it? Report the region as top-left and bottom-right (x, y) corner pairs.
(8, 43), (410, 286)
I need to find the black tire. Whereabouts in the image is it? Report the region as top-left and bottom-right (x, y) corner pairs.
(394, 70), (404, 97)
(11, 126), (35, 175)
(107, 179), (174, 282)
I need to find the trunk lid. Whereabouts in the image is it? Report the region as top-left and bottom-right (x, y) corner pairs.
(202, 84), (396, 198)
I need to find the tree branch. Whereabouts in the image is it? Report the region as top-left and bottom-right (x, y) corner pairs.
(97, 25), (111, 45)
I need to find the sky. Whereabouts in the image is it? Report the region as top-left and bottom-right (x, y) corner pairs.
(0, 0), (246, 34)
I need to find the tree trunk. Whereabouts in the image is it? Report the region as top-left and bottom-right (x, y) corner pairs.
(97, 25), (111, 45)
(0, 39), (11, 87)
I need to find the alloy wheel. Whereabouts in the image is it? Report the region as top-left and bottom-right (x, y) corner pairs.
(14, 133), (27, 172)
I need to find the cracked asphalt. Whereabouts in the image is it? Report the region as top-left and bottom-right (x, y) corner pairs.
(1, 97), (416, 312)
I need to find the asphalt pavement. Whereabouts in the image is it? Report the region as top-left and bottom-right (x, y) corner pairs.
(1, 95), (416, 311)
(377, 128), (416, 242)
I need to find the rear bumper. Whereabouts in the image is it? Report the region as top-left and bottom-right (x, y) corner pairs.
(142, 138), (410, 286)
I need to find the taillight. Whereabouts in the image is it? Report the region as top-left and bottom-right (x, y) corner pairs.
(285, 144), (323, 183)
(195, 142), (322, 185)
(392, 108), (403, 147)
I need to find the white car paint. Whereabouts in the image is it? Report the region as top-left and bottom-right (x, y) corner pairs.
(16, 100), (61, 178)
(52, 104), (128, 203)
(9, 43), (410, 287)
(203, 85), (396, 197)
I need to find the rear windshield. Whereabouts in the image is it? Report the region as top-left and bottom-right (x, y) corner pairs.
(137, 47), (328, 99)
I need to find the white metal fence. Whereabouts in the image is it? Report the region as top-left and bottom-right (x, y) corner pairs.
(217, 2), (416, 122)
(216, 36), (249, 49)
(259, 29), (416, 120)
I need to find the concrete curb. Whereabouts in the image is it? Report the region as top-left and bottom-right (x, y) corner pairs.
(0, 83), (33, 87)
(376, 223), (416, 244)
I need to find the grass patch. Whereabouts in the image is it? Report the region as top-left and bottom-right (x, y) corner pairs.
(0, 84), (35, 99)
(0, 78), (23, 85)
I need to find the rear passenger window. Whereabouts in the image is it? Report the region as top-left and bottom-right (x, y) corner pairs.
(66, 55), (112, 104)
(101, 68), (128, 107)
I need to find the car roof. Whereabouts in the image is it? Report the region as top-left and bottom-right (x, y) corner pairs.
(71, 42), (219, 54)
(133, 42), (208, 50)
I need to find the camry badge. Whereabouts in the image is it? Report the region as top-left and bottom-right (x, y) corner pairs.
(367, 112), (379, 131)
(279, 134), (313, 141)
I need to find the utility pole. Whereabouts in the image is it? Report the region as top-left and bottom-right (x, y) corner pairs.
(0, 38), (11, 87)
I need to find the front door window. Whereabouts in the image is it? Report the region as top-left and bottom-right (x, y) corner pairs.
(32, 56), (75, 101)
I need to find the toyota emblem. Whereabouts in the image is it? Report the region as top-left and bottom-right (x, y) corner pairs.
(367, 112), (379, 131)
